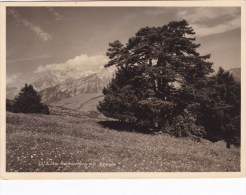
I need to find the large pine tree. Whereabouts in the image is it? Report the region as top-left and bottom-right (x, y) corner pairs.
(98, 20), (213, 135)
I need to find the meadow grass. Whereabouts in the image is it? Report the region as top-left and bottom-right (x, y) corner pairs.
(6, 112), (240, 172)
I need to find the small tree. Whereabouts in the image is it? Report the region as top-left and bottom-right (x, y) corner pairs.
(198, 67), (241, 147)
(14, 84), (50, 114)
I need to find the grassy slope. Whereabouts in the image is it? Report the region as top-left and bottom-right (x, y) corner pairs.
(6, 112), (240, 172)
(51, 93), (103, 112)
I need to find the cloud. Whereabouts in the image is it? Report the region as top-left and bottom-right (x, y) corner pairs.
(35, 54), (108, 73)
(7, 9), (52, 42)
(7, 54), (51, 63)
(177, 7), (240, 23)
(7, 74), (19, 85)
(144, 9), (166, 16)
(6, 73), (24, 86)
(47, 7), (63, 21)
(176, 7), (240, 36)
(192, 17), (240, 37)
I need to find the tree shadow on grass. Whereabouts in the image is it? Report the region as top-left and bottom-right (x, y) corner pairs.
(98, 120), (152, 134)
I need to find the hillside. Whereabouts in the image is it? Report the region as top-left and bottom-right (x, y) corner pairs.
(51, 92), (103, 112)
(6, 111), (240, 172)
(49, 92), (105, 118)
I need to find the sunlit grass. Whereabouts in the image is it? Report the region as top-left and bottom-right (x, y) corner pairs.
(6, 112), (240, 172)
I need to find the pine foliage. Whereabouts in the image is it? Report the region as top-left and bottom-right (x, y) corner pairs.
(13, 84), (50, 115)
(98, 20), (240, 147)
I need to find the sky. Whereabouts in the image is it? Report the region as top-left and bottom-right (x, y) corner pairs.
(6, 6), (241, 86)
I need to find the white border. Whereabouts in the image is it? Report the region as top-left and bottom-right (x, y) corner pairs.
(0, 1), (245, 179)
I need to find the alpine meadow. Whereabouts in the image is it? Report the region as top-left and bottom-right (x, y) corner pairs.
(5, 6), (241, 173)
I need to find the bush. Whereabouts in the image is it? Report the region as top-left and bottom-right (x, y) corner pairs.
(164, 109), (205, 138)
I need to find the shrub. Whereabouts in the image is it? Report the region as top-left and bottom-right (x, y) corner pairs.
(164, 109), (205, 138)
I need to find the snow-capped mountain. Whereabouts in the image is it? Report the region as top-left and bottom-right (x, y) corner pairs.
(37, 67), (115, 104)
(33, 69), (97, 91)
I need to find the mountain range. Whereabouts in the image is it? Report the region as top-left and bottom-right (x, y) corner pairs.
(35, 67), (115, 104)
(6, 66), (114, 101)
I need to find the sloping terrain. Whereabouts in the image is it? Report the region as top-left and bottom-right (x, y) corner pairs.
(50, 92), (105, 118)
(6, 112), (240, 172)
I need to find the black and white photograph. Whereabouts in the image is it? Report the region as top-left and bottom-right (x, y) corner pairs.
(1, 1), (244, 177)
